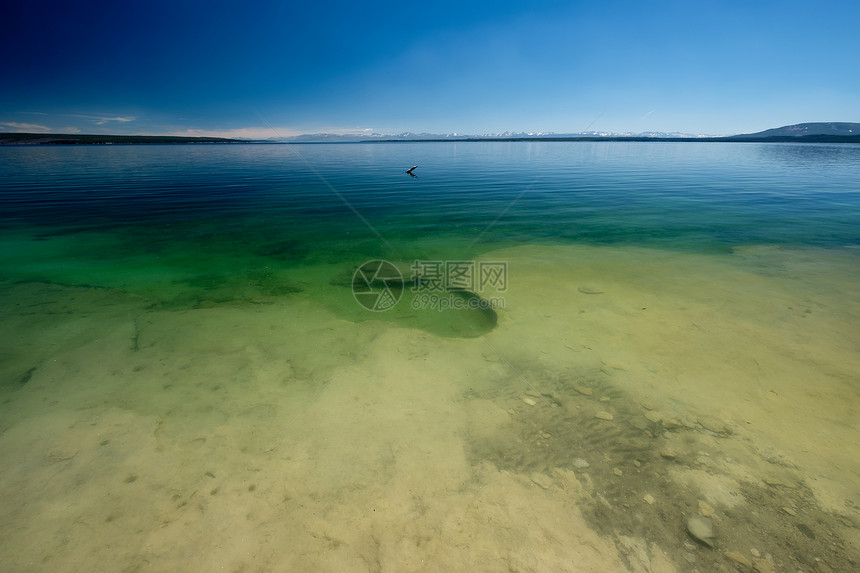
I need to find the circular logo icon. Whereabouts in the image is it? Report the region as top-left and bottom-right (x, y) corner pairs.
(352, 260), (404, 312)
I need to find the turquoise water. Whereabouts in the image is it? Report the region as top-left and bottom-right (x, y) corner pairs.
(3, 142), (859, 250)
(2, 142), (858, 307)
(1, 142), (859, 571)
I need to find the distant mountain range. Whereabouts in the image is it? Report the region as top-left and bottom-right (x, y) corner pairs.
(2, 122), (858, 144)
(280, 130), (715, 142)
(728, 122), (860, 141)
(280, 122), (860, 143)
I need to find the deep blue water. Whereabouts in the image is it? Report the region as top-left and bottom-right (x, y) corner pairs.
(1, 141), (859, 293)
(2, 142), (858, 257)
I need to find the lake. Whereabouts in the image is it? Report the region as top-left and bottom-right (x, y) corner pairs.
(1, 141), (859, 571)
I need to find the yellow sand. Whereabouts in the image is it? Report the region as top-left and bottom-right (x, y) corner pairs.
(1, 244), (858, 571)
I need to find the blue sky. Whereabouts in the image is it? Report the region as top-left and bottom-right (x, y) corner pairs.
(2, 0), (858, 137)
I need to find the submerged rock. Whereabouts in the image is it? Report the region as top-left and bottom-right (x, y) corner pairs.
(686, 514), (716, 547)
(698, 500), (716, 517)
(752, 558), (775, 573)
(644, 410), (663, 423)
(725, 550), (752, 569)
(530, 472), (553, 490)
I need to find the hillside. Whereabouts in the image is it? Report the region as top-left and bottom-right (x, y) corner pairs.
(730, 122), (860, 141)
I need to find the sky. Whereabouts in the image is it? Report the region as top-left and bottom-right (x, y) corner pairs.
(2, 0), (859, 137)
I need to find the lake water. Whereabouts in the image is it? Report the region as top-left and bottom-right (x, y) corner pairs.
(1, 142), (859, 571)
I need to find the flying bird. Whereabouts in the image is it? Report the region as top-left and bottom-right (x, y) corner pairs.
(406, 165), (418, 177)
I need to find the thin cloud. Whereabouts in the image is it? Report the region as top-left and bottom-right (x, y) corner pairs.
(311, 126), (377, 135)
(0, 122), (51, 132)
(94, 116), (135, 125)
(6, 112), (136, 131)
(18, 112), (134, 123)
(169, 126), (303, 139)
(56, 113), (137, 125)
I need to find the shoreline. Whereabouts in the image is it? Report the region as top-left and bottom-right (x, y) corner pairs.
(3, 132), (860, 145)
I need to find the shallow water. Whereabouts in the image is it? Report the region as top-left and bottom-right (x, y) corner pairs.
(1, 142), (859, 571)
